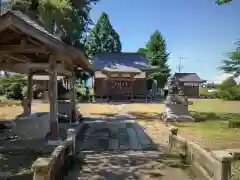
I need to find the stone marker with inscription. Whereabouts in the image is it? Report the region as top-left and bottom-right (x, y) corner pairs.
(163, 76), (194, 122)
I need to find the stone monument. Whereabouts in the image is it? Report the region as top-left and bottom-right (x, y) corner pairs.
(163, 76), (194, 122)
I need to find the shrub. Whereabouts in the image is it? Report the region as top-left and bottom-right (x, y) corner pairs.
(76, 88), (94, 102)
(0, 74), (27, 100)
(199, 89), (218, 99)
(76, 88), (86, 97)
(6, 83), (24, 100)
(218, 86), (240, 100)
(0, 88), (4, 95)
(228, 120), (240, 128)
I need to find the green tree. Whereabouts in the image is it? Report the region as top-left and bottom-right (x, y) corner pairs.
(11, 0), (99, 90)
(219, 77), (237, 89)
(138, 30), (171, 88)
(219, 45), (240, 78)
(85, 12), (122, 60)
(216, 0), (232, 5)
(12, 0), (99, 47)
(217, 77), (240, 100)
(137, 48), (148, 55)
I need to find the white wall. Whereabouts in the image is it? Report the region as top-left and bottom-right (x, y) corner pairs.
(94, 71), (146, 79)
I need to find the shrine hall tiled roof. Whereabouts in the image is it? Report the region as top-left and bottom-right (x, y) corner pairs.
(92, 52), (152, 72)
(173, 73), (205, 83)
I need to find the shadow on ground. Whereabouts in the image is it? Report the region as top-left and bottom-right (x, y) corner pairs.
(64, 116), (196, 180)
(0, 149), (49, 180)
(80, 101), (165, 105)
(89, 113), (119, 117)
(89, 111), (163, 120)
(0, 122), (73, 180)
(66, 151), (193, 180)
(128, 111), (162, 120)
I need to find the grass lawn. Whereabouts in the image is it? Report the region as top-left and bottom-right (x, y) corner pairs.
(1, 98), (240, 150)
(1, 98), (239, 179)
(0, 100), (49, 120)
(182, 99), (240, 180)
(0, 100), (23, 120)
(175, 99), (240, 150)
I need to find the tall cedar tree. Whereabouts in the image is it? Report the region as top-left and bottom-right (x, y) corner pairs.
(85, 12), (122, 60)
(138, 30), (170, 88)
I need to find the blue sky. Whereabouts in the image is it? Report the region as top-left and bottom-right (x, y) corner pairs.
(89, 0), (240, 83)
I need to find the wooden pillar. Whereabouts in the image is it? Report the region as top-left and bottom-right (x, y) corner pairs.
(48, 55), (59, 140)
(131, 76), (134, 102)
(24, 73), (33, 115)
(70, 73), (77, 123)
(104, 78), (107, 101)
(92, 76), (94, 95)
(92, 76), (95, 88)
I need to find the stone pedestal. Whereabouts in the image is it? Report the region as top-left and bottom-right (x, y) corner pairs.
(58, 100), (80, 123)
(14, 112), (50, 140)
(43, 91), (49, 101)
(164, 103), (194, 122)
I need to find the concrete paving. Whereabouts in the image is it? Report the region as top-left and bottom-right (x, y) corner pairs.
(64, 118), (196, 180)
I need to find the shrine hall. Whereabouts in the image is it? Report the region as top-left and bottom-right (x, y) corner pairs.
(92, 52), (158, 101)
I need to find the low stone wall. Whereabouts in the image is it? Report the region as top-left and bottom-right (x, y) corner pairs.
(31, 128), (77, 180)
(225, 149), (240, 160)
(167, 125), (233, 180)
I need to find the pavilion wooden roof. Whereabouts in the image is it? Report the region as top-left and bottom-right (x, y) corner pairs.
(0, 11), (94, 76)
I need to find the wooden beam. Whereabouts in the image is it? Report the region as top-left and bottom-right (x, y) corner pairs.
(0, 33), (20, 43)
(2, 53), (31, 62)
(70, 73), (77, 123)
(0, 45), (47, 53)
(0, 63), (72, 76)
(27, 37), (45, 48)
(0, 17), (11, 32)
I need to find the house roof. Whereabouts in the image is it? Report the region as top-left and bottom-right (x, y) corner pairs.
(0, 10), (94, 75)
(173, 73), (205, 83)
(92, 52), (152, 73)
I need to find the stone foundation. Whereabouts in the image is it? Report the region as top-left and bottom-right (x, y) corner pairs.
(164, 103), (194, 122)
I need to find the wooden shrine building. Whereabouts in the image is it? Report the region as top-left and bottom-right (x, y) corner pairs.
(0, 11), (93, 142)
(92, 52), (157, 101)
(172, 73), (205, 97)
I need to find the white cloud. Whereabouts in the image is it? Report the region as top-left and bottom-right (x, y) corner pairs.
(214, 73), (240, 84)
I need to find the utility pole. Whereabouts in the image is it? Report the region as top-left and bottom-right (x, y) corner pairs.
(177, 57), (184, 73)
(235, 40), (240, 52)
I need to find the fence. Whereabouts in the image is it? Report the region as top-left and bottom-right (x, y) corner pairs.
(168, 125), (233, 180)
(31, 128), (77, 180)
